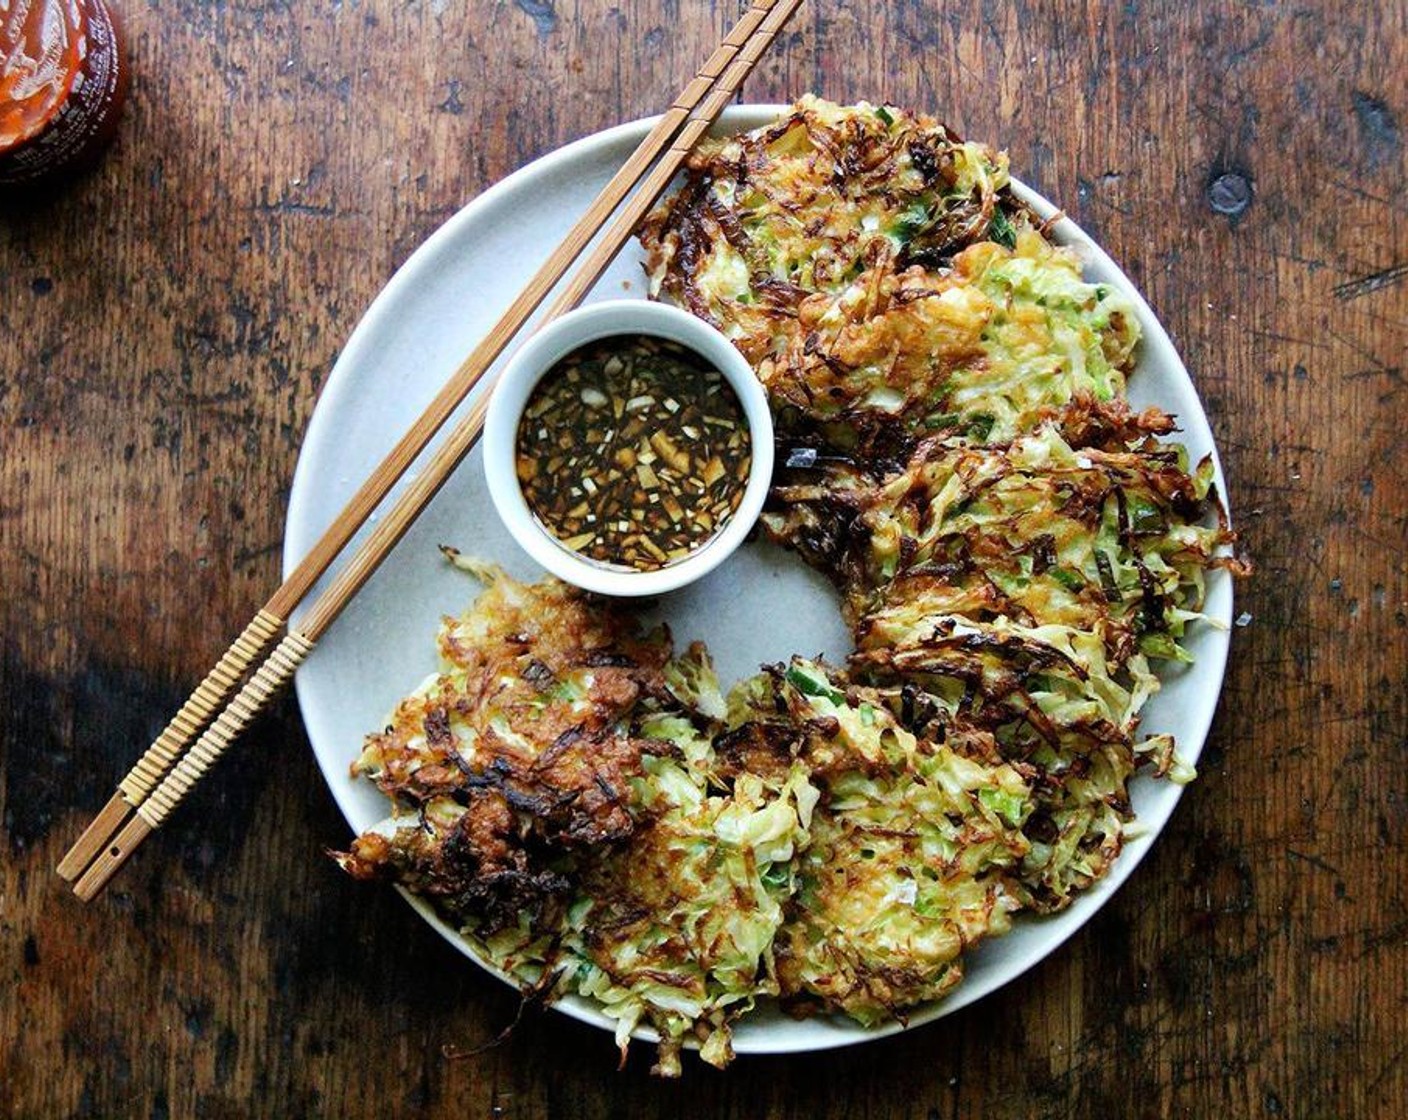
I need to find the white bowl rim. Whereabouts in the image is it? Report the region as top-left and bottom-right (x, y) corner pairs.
(482, 299), (775, 597)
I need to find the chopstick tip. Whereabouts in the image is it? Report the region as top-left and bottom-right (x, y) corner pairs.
(55, 792), (134, 882)
(71, 814), (153, 902)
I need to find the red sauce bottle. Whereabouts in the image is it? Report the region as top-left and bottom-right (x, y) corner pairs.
(0, 0), (128, 188)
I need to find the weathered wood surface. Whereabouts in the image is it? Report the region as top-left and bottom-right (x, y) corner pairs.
(2, 0), (1404, 1115)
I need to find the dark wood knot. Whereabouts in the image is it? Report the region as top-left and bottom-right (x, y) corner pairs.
(1207, 171), (1253, 217)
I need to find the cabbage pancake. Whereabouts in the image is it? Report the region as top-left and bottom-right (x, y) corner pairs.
(724, 659), (1032, 1025)
(639, 97), (1139, 447)
(335, 558), (812, 1076)
(335, 98), (1246, 1074)
(765, 417), (1246, 907)
(335, 562), (1060, 1066)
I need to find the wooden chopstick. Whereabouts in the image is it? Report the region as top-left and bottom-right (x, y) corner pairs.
(55, 0), (787, 889)
(66, 0), (804, 901)
(56, 1), (785, 888)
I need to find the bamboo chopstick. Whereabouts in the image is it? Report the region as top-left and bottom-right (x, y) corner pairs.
(66, 0), (804, 900)
(55, 0), (786, 888)
(56, 1), (785, 888)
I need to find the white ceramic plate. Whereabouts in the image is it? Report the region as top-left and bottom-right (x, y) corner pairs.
(284, 105), (1234, 1056)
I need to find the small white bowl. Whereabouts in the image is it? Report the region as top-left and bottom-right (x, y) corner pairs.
(483, 300), (774, 597)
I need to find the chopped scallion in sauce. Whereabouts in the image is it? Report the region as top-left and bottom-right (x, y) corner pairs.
(515, 335), (751, 572)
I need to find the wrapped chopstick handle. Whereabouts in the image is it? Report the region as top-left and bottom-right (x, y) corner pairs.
(120, 609), (286, 803)
(72, 628), (315, 901)
(139, 628), (314, 827)
(56, 609), (285, 881)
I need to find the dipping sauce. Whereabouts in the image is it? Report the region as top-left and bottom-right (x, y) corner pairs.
(515, 335), (752, 572)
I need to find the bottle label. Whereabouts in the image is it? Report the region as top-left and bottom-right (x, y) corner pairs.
(0, 0), (126, 186)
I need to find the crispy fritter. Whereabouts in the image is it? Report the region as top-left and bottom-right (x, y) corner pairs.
(769, 418), (1241, 638)
(640, 98), (1138, 448)
(640, 95), (1018, 356)
(336, 563), (811, 1074)
(560, 758), (814, 1075)
(338, 561), (686, 922)
(337, 100), (1249, 1073)
(726, 659), (1030, 1024)
(764, 421), (1246, 907)
(351, 554), (671, 806)
(850, 618), (1140, 909)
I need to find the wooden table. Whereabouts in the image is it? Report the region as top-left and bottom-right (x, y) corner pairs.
(4, 1), (1404, 1115)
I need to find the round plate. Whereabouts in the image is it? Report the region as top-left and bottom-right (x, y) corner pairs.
(284, 105), (1234, 1056)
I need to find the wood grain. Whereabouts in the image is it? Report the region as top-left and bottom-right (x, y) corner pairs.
(2, 1), (1403, 1116)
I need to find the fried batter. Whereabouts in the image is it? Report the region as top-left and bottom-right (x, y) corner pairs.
(640, 98), (1138, 447)
(336, 100), (1248, 1075)
(726, 659), (1031, 1024)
